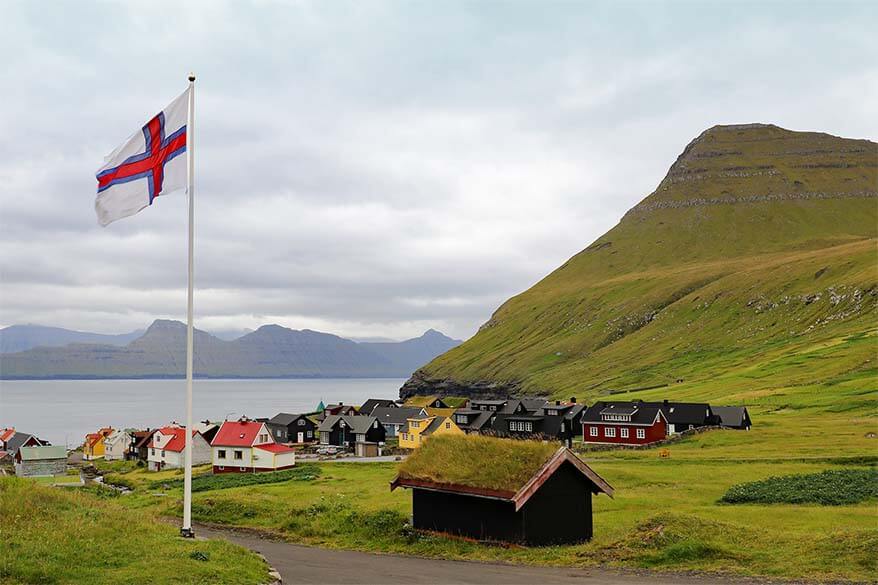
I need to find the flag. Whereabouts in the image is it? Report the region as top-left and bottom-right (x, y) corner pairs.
(95, 88), (190, 226)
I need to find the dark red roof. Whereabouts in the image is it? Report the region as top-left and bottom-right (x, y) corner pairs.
(211, 420), (268, 447)
(253, 443), (295, 454)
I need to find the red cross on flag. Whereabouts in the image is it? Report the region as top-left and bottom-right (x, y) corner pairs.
(95, 88), (190, 226)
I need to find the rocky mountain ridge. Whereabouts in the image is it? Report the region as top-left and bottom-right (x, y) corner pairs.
(1, 319), (460, 379)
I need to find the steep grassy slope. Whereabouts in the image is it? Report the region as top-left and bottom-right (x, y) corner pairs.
(403, 124), (877, 400)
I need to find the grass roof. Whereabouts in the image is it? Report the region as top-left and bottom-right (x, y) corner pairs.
(397, 434), (558, 494)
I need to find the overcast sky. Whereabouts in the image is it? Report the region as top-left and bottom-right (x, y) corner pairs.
(1, 1), (875, 341)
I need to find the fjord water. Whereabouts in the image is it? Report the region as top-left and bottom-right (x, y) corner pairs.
(0, 378), (403, 448)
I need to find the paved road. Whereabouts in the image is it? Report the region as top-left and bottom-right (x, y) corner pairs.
(196, 525), (779, 585)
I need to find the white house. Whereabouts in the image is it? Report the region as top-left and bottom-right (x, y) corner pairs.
(147, 426), (211, 471)
(210, 419), (296, 474)
(103, 429), (131, 461)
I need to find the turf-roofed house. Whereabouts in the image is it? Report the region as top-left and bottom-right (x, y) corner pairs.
(390, 435), (613, 545)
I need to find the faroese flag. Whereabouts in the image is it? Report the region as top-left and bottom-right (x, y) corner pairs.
(95, 88), (189, 226)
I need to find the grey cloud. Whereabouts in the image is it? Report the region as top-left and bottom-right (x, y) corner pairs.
(1, 1), (876, 340)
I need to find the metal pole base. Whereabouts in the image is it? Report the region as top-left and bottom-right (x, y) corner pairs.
(180, 527), (196, 538)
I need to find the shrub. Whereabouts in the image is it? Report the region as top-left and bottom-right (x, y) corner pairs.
(720, 468), (878, 505)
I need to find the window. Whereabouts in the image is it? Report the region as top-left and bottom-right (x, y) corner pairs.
(620, 428), (629, 438)
(374, 421), (379, 428)
(275, 430), (282, 438)
(306, 430), (312, 438)
(218, 449), (226, 459)
(445, 422), (451, 429)
(590, 426), (598, 437)
(151, 448), (155, 455)
(524, 422), (533, 432)
(411, 421), (419, 428)
(456, 415), (467, 424)
(636, 428), (645, 439)
(547, 409), (558, 416)
(234, 450), (243, 460)
(490, 405), (497, 411)
(605, 427), (616, 438)
(161, 451), (165, 458)
(297, 419), (305, 426)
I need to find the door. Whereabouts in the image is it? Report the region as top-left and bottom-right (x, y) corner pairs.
(297, 432), (304, 443)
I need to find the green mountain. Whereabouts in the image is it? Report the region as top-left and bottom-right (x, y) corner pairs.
(0, 324), (145, 353)
(401, 124), (877, 401)
(0, 320), (460, 379)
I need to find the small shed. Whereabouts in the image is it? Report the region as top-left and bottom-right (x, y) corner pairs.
(390, 434), (613, 545)
(15, 445), (67, 477)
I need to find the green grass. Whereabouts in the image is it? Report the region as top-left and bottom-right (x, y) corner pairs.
(720, 468), (878, 505)
(150, 463), (321, 492)
(397, 434), (558, 493)
(0, 476), (269, 585)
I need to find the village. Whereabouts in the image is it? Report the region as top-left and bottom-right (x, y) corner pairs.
(1, 393), (752, 547)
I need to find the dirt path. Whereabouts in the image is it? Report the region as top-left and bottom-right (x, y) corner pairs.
(196, 524), (795, 585)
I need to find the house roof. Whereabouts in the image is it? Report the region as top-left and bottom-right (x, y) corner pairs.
(0, 428), (15, 442)
(19, 445), (67, 461)
(581, 402), (666, 426)
(319, 415), (380, 435)
(85, 428), (113, 447)
(521, 398), (550, 411)
(405, 395), (449, 408)
(212, 420), (267, 447)
(6, 433), (41, 454)
(713, 406), (750, 427)
(452, 409), (494, 431)
(151, 426), (201, 452)
(371, 406), (425, 426)
(132, 429), (157, 449)
(360, 399), (397, 414)
(420, 416), (449, 437)
(253, 443), (296, 454)
(391, 434), (612, 509)
(268, 412), (311, 427)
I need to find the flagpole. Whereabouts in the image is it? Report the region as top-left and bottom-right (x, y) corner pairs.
(181, 72), (196, 538)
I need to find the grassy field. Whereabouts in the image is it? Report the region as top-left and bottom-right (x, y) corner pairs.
(98, 376), (878, 584)
(0, 476), (270, 585)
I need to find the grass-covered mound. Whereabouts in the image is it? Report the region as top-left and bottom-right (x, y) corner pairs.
(0, 476), (269, 584)
(397, 434), (558, 493)
(720, 468), (878, 505)
(150, 463), (320, 492)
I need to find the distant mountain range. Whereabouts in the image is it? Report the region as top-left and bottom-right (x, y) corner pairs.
(0, 320), (461, 379)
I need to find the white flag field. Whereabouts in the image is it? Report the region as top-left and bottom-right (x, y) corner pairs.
(94, 88), (190, 226)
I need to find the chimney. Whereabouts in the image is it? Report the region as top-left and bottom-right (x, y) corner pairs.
(555, 400), (561, 406)
(570, 396), (577, 404)
(663, 399), (669, 407)
(339, 401), (343, 405)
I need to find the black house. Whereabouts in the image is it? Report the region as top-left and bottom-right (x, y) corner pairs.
(318, 415), (386, 448)
(390, 434), (613, 546)
(266, 413), (318, 443)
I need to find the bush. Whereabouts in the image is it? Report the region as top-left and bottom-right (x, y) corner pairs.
(103, 474), (135, 490)
(150, 464), (319, 492)
(720, 468), (878, 505)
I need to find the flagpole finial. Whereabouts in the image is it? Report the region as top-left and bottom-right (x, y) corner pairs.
(188, 73), (196, 82)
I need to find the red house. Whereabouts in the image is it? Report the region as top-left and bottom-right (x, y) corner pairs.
(210, 419), (296, 474)
(580, 402), (668, 445)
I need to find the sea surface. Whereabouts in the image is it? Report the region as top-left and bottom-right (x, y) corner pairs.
(0, 378), (404, 448)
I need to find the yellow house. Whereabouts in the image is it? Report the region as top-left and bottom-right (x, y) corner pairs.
(399, 415), (463, 449)
(82, 427), (113, 460)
